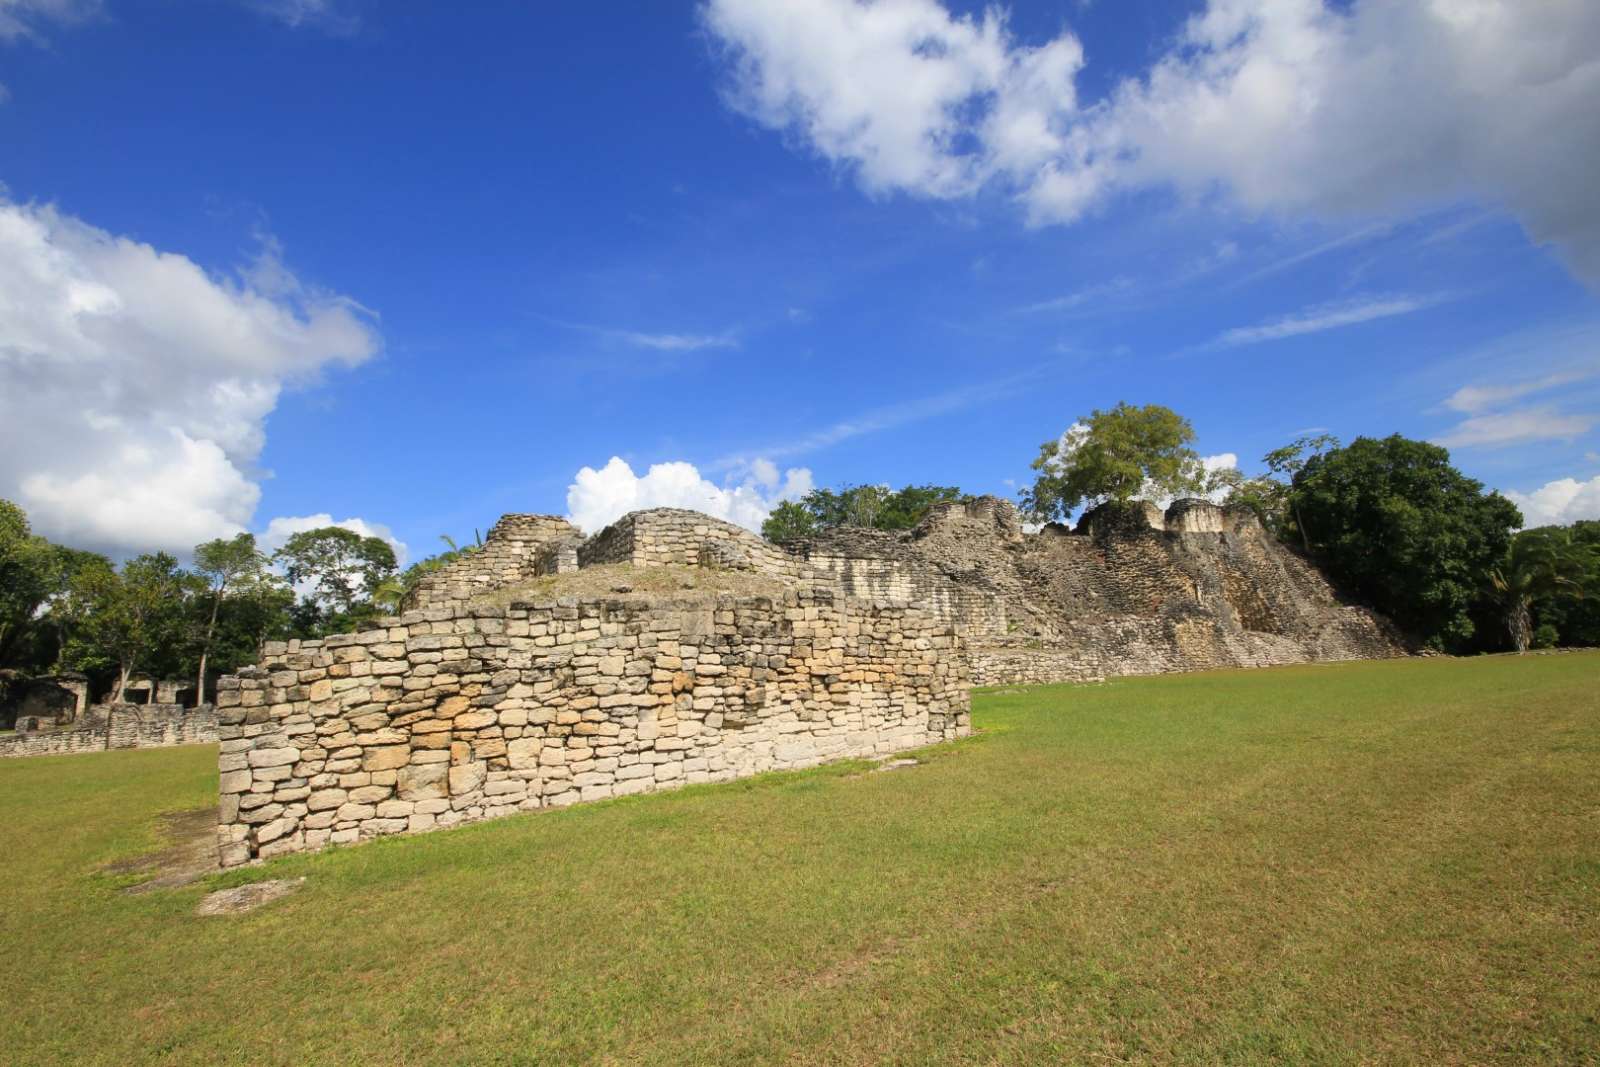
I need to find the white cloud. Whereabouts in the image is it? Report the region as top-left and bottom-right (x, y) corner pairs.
(244, 0), (359, 33)
(613, 330), (739, 352)
(1444, 369), (1599, 414)
(1504, 476), (1600, 528)
(0, 0), (99, 40)
(0, 199), (378, 555)
(1018, 276), (1133, 314)
(1433, 407), (1595, 450)
(1209, 294), (1439, 348)
(704, 0), (1600, 287)
(565, 456), (813, 535)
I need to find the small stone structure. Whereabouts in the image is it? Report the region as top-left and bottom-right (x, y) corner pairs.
(216, 588), (966, 865)
(0, 673), (89, 730)
(0, 702), (218, 759)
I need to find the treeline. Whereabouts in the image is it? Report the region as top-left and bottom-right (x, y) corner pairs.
(0, 502), (476, 705)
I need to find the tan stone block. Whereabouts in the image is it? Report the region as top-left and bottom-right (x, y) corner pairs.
(396, 762), (449, 801)
(362, 744), (410, 771)
(449, 760), (486, 795)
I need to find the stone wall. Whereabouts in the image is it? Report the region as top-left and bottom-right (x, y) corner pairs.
(0, 702), (218, 759)
(214, 588), (967, 866)
(402, 514), (584, 611)
(577, 508), (802, 576)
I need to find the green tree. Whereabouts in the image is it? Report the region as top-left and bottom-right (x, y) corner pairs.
(1262, 434), (1340, 548)
(760, 501), (819, 543)
(61, 552), (188, 702)
(1021, 403), (1203, 522)
(1289, 435), (1521, 650)
(1530, 520), (1600, 646)
(1487, 527), (1591, 653)
(191, 533), (273, 703)
(760, 484), (964, 542)
(273, 526), (398, 631)
(0, 500), (61, 668)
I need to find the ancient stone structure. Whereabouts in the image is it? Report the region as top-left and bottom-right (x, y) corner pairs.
(214, 494), (1401, 865)
(0, 672), (89, 730)
(215, 588), (966, 865)
(793, 496), (1407, 685)
(0, 702), (218, 759)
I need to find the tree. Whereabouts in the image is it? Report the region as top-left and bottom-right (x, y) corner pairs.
(273, 526), (397, 628)
(1262, 434), (1340, 548)
(1021, 403), (1204, 522)
(1487, 527), (1591, 653)
(0, 499), (112, 672)
(760, 484), (965, 542)
(191, 533), (272, 704)
(61, 553), (187, 702)
(1529, 520), (1600, 646)
(761, 501), (819, 543)
(1289, 435), (1521, 650)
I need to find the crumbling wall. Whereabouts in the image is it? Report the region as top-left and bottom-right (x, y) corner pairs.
(578, 509), (801, 576)
(0, 702), (217, 759)
(214, 589), (967, 865)
(404, 514), (583, 611)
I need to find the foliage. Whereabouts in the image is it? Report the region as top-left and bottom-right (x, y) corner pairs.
(1527, 520), (1600, 647)
(1021, 402), (1203, 522)
(272, 526), (398, 632)
(761, 484), (964, 541)
(190, 533), (280, 701)
(58, 552), (189, 701)
(1487, 527), (1590, 652)
(0, 500), (111, 670)
(1289, 435), (1522, 650)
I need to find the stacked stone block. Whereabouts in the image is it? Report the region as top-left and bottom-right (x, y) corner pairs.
(215, 589), (967, 866)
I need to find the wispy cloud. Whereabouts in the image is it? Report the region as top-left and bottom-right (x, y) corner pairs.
(1017, 276), (1134, 315)
(1434, 407), (1595, 449)
(544, 316), (741, 352)
(1444, 369), (1599, 414)
(1205, 294), (1445, 350)
(717, 362), (1060, 467)
(612, 330), (740, 352)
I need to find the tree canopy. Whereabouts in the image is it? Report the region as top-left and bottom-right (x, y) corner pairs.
(1288, 435), (1522, 650)
(1021, 403), (1204, 522)
(761, 484), (964, 542)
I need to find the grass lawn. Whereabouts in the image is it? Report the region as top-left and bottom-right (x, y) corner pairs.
(1, 654), (1597, 1066)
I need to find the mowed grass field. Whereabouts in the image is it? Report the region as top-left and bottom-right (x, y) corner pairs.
(1, 655), (1597, 1066)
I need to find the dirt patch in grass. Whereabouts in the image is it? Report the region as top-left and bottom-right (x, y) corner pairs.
(107, 806), (219, 893)
(477, 563), (797, 609)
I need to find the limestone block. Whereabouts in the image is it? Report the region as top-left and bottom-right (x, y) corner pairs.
(247, 747), (298, 769)
(396, 762), (449, 801)
(449, 760), (486, 795)
(362, 744), (410, 771)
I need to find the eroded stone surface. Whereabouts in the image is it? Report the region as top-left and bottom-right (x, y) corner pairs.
(196, 878), (304, 916)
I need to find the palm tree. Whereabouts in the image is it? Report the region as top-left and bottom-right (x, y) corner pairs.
(1488, 529), (1590, 653)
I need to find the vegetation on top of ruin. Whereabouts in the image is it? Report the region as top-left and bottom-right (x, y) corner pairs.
(761, 484), (966, 543)
(3, 654), (1597, 1064)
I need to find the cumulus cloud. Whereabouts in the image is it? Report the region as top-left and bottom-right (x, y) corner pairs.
(0, 199), (379, 554)
(565, 457), (813, 534)
(1504, 476), (1600, 528)
(703, 0), (1600, 286)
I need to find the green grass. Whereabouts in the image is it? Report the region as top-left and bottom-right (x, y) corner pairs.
(2, 654), (1598, 1065)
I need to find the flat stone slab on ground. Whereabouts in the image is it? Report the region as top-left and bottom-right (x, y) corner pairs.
(197, 878), (305, 916)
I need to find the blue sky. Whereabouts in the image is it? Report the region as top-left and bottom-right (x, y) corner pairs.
(3, 0), (1598, 563)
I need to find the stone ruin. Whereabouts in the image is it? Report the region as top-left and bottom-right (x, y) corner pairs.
(1, 672), (218, 759)
(214, 497), (1403, 865)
